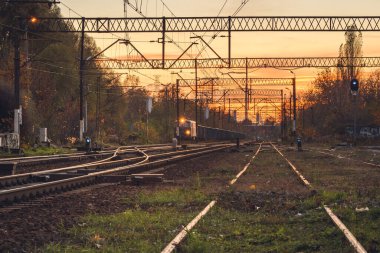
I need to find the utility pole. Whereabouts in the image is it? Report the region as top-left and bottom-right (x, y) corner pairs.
(218, 106), (221, 128)
(199, 99), (203, 124)
(79, 17), (85, 141)
(245, 57), (248, 122)
(13, 31), (21, 137)
(213, 109), (216, 128)
(195, 59), (198, 127)
(289, 94), (292, 136)
(228, 98), (231, 129)
(292, 77), (297, 136)
(95, 76), (100, 143)
(281, 90), (284, 139)
(166, 87), (169, 141)
(176, 79), (180, 140)
(222, 91), (226, 128)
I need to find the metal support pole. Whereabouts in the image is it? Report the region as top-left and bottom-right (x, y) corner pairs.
(245, 57), (248, 121)
(353, 95), (357, 145)
(199, 100), (203, 124)
(219, 106), (221, 127)
(176, 79), (180, 139)
(222, 92), (226, 128)
(146, 111), (149, 143)
(162, 16), (166, 69)
(228, 16), (231, 68)
(228, 98), (231, 123)
(96, 76), (100, 142)
(292, 77), (297, 135)
(166, 87), (169, 141)
(213, 109), (216, 128)
(79, 17), (85, 141)
(289, 94), (292, 136)
(13, 32), (21, 135)
(281, 90), (284, 139)
(195, 59), (198, 127)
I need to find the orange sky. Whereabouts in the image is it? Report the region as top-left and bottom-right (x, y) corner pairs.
(59, 0), (380, 120)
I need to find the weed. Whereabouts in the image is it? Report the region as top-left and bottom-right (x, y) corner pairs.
(24, 146), (71, 156)
(127, 188), (209, 208)
(42, 208), (198, 252)
(320, 190), (347, 204)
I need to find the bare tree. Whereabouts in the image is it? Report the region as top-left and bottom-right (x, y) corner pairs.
(338, 24), (363, 81)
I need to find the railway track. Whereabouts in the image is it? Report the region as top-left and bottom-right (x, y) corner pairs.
(271, 144), (367, 253)
(0, 143), (234, 206)
(162, 142), (367, 253)
(0, 144), (174, 174)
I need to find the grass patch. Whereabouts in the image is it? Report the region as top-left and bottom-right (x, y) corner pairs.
(43, 207), (198, 253)
(42, 188), (210, 252)
(334, 207), (380, 252)
(126, 187), (210, 208)
(23, 146), (72, 156)
(179, 206), (351, 253)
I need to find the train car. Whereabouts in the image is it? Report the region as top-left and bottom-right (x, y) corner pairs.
(197, 125), (245, 141)
(178, 119), (245, 141)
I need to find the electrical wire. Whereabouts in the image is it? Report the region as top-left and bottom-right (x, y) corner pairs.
(196, 0), (251, 58)
(59, 0), (82, 17)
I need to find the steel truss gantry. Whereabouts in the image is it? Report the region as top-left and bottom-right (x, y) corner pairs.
(29, 16), (380, 33)
(22, 15), (380, 139)
(178, 77), (294, 87)
(177, 77), (294, 124)
(90, 57), (380, 69)
(210, 89), (283, 97)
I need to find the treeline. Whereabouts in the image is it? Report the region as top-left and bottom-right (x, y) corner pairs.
(0, 2), (237, 146)
(301, 26), (380, 140)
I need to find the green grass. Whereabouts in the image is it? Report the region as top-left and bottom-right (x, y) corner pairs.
(23, 146), (72, 156)
(179, 204), (351, 253)
(42, 188), (210, 253)
(333, 207), (380, 252)
(126, 188), (209, 208)
(44, 208), (198, 253)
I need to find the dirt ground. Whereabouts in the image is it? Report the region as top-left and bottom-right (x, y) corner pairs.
(0, 148), (252, 252)
(0, 143), (378, 252)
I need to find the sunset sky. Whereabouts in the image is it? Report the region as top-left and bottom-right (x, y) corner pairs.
(58, 0), (380, 96)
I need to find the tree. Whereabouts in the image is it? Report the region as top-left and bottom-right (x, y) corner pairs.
(338, 24), (363, 81)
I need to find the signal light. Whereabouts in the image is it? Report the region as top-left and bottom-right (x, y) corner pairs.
(30, 16), (38, 24)
(350, 79), (359, 91)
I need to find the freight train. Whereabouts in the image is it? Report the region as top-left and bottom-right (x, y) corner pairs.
(178, 119), (245, 141)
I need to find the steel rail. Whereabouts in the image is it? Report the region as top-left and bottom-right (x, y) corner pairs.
(0, 144), (233, 204)
(162, 142), (263, 253)
(0, 143), (170, 163)
(270, 143), (367, 253)
(0, 144), (224, 188)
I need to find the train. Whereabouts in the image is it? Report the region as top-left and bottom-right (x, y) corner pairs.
(177, 119), (245, 141)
